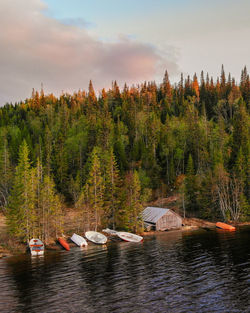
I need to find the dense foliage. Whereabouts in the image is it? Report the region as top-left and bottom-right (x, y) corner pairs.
(0, 65), (249, 240)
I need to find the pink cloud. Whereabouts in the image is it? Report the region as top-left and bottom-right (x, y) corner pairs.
(0, 0), (179, 104)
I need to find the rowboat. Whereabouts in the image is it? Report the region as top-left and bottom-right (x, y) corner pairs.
(58, 237), (70, 250)
(216, 222), (236, 231)
(102, 228), (118, 235)
(71, 233), (88, 247)
(116, 232), (143, 243)
(29, 238), (44, 256)
(85, 231), (107, 245)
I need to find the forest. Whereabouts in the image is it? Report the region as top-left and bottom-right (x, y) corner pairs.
(0, 65), (249, 243)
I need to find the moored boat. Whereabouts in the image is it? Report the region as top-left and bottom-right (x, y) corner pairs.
(116, 231), (143, 243)
(85, 231), (107, 244)
(29, 238), (44, 256)
(216, 222), (236, 231)
(102, 228), (118, 235)
(71, 233), (88, 247)
(58, 237), (70, 250)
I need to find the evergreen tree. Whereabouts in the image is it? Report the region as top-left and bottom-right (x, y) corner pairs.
(0, 133), (12, 212)
(7, 141), (33, 241)
(40, 174), (63, 243)
(185, 154), (198, 212)
(103, 149), (121, 229)
(122, 170), (143, 232)
(82, 147), (104, 231)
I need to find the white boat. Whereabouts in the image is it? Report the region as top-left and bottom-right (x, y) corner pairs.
(29, 238), (44, 256)
(71, 233), (88, 247)
(102, 228), (117, 235)
(85, 231), (107, 245)
(116, 232), (143, 243)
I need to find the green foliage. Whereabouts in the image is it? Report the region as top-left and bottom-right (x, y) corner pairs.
(78, 147), (104, 231)
(7, 142), (63, 242)
(120, 171), (144, 232)
(1, 65), (249, 232)
(102, 149), (121, 229)
(185, 154), (199, 212)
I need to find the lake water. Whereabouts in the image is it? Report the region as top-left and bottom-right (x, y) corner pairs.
(0, 227), (249, 313)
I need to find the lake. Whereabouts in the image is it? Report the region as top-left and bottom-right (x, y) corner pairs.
(0, 227), (249, 313)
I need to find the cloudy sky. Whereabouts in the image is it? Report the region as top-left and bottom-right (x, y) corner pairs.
(0, 0), (249, 105)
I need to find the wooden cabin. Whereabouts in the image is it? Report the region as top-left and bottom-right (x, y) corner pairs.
(142, 207), (182, 231)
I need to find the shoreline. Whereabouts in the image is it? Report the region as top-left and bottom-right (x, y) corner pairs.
(1, 211), (250, 259)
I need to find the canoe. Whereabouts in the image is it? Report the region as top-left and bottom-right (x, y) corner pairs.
(85, 231), (107, 245)
(58, 237), (70, 250)
(29, 238), (44, 256)
(216, 222), (236, 231)
(116, 231), (143, 243)
(71, 233), (88, 247)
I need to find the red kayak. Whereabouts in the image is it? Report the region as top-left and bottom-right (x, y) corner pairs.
(58, 237), (70, 251)
(216, 222), (236, 231)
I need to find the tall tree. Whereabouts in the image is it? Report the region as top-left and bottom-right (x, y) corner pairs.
(185, 154), (198, 211)
(7, 141), (33, 241)
(0, 133), (12, 212)
(122, 170), (143, 232)
(103, 149), (121, 229)
(82, 147), (104, 231)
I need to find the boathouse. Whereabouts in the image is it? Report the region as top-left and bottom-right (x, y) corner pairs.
(142, 207), (182, 231)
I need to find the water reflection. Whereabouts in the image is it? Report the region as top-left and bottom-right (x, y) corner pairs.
(1, 227), (249, 313)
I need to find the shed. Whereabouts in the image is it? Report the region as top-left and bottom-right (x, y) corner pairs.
(142, 207), (182, 231)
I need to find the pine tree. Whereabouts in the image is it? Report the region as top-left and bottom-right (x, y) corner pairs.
(185, 154), (198, 211)
(7, 141), (34, 241)
(0, 133), (12, 212)
(123, 170), (143, 232)
(103, 149), (121, 229)
(162, 70), (172, 100)
(83, 147), (104, 231)
(88, 80), (97, 105)
(40, 174), (63, 243)
(192, 73), (199, 99)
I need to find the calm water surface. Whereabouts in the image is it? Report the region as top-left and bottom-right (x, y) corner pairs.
(0, 227), (249, 313)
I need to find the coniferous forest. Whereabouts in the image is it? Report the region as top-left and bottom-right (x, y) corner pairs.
(0, 66), (249, 242)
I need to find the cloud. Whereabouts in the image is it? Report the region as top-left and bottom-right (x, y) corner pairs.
(0, 0), (179, 105)
(59, 17), (94, 29)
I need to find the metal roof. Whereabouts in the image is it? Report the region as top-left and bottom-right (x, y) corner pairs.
(142, 207), (169, 224)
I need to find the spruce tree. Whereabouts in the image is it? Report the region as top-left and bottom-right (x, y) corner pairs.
(0, 134), (12, 212)
(185, 154), (198, 212)
(103, 149), (121, 229)
(7, 141), (34, 241)
(84, 147), (104, 231)
(123, 170), (143, 232)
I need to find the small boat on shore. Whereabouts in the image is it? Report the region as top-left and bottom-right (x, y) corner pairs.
(58, 237), (70, 250)
(71, 233), (88, 247)
(29, 238), (44, 256)
(102, 228), (117, 235)
(116, 232), (143, 243)
(216, 222), (236, 231)
(85, 231), (107, 245)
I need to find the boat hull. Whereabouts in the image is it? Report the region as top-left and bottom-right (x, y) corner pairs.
(58, 237), (70, 250)
(85, 231), (107, 244)
(216, 222), (236, 231)
(117, 232), (143, 243)
(71, 233), (88, 247)
(29, 238), (44, 256)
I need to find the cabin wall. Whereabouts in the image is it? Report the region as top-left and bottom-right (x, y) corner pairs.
(156, 211), (182, 231)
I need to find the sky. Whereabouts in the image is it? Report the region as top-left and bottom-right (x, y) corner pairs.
(0, 0), (249, 105)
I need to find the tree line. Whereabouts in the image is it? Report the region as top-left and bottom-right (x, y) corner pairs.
(0, 65), (249, 242)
